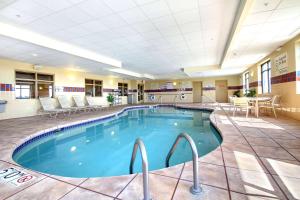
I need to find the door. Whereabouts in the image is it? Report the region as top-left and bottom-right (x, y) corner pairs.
(215, 80), (228, 103)
(193, 81), (202, 103)
(138, 84), (144, 102)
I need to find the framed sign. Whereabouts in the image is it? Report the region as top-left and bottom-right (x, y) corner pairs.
(274, 52), (288, 75)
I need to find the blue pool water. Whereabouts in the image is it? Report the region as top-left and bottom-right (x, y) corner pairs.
(13, 107), (222, 178)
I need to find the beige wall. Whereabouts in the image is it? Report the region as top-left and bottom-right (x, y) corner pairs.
(0, 58), (139, 120)
(144, 76), (240, 104)
(240, 34), (300, 120)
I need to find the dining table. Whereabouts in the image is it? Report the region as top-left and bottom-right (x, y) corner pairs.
(247, 96), (272, 118)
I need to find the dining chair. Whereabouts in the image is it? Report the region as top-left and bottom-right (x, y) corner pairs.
(258, 95), (281, 118)
(233, 97), (254, 118)
(228, 95), (237, 111)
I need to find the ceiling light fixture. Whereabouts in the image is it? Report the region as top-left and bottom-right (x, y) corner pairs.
(32, 53), (38, 57)
(0, 22), (122, 68)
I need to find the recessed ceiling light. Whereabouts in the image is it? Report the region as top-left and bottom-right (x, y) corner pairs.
(32, 53), (38, 57)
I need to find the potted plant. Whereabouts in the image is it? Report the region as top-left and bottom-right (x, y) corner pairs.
(233, 90), (241, 97)
(245, 89), (256, 97)
(107, 93), (114, 106)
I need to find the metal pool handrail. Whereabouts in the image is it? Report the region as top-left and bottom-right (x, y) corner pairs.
(129, 138), (151, 200)
(166, 133), (202, 195)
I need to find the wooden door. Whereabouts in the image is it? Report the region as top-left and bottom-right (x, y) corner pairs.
(193, 81), (202, 103)
(215, 80), (228, 103)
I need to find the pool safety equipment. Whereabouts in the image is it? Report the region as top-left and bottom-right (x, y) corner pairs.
(148, 94), (155, 101)
(166, 133), (202, 195)
(180, 93), (186, 100)
(130, 138), (151, 200)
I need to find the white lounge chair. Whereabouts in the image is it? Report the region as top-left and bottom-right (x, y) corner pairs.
(57, 95), (81, 113)
(86, 96), (104, 110)
(39, 97), (68, 118)
(73, 96), (94, 112)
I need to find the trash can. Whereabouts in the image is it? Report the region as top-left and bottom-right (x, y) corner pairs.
(0, 100), (7, 113)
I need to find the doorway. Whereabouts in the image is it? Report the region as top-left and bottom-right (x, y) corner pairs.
(215, 80), (228, 103)
(138, 84), (144, 102)
(192, 81), (202, 103)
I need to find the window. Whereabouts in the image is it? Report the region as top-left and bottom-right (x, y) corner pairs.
(15, 71), (54, 99)
(15, 82), (35, 99)
(85, 79), (102, 97)
(118, 83), (128, 96)
(138, 84), (144, 101)
(243, 72), (249, 94)
(261, 60), (271, 93)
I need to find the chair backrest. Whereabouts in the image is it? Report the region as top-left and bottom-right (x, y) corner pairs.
(233, 97), (249, 107)
(229, 95), (236, 103)
(39, 97), (55, 111)
(57, 96), (71, 109)
(73, 96), (85, 107)
(272, 95), (281, 106)
(86, 96), (94, 106)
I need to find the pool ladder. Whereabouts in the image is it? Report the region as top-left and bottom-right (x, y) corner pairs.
(129, 133), (201, 200)
(129, 138), (151, 200)
(166, 133), (202, 195)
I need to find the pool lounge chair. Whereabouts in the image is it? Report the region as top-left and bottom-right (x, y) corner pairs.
(39, 97), (68, 118)
(86, 96), (104, 110)
(57, 95), (82, 113)
(73, 96), (94, 112)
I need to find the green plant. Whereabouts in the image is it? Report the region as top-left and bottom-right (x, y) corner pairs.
(233, 90), (241, 97)
(245, 89), (256, 97)
(107, 93), (114, 105)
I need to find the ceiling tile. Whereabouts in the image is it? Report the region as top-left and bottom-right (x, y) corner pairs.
(244, 11), (272, 25)
(166, 0), (198, 13)
(173, 9), (200, 25)
(76, 0), (114, 18)
(119, 7), (148, 24)
(151, 15), (177, 29)
(103, 0), (136, 12)
(79, 19), (109, 33)
(250, 0), (281, 13)
(130, 21), (157, 33)
(140, 0), (171, 19)
(99, 14), (128, 28)
(269, 6), (300, 22)
(33, 0), (73, 11)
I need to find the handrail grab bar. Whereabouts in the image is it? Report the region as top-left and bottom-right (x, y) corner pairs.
(129, 138), (151, 200)
(166, 133), (202, 195)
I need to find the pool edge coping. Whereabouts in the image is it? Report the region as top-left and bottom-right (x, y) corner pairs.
(9, 104), (223, 180)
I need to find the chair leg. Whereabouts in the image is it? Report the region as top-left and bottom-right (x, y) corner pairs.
(233, 107), (236, 116)
(246, 108), (249, 118)
(273, 107), (277, 118)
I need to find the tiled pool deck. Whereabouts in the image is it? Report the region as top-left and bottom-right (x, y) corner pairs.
(0, 104), (300, 200)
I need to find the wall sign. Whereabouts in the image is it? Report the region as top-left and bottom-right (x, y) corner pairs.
(0, 167), (35, 187)
(275, 52), (288, 75)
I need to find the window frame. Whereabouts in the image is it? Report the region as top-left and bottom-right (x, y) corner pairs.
(15, 71), (54, 99)
(243, 72), (250, 94)
(118, 83), (128, 96)
(85, 79), (103, 97)
(261, 60), (272, 94)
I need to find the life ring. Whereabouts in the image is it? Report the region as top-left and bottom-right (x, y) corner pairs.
(149, 95), (155, 101)
(180, 93), (186, 100)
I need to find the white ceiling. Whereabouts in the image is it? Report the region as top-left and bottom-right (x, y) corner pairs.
(222, 0), (300, 72)
(0, 0), (299, 79)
